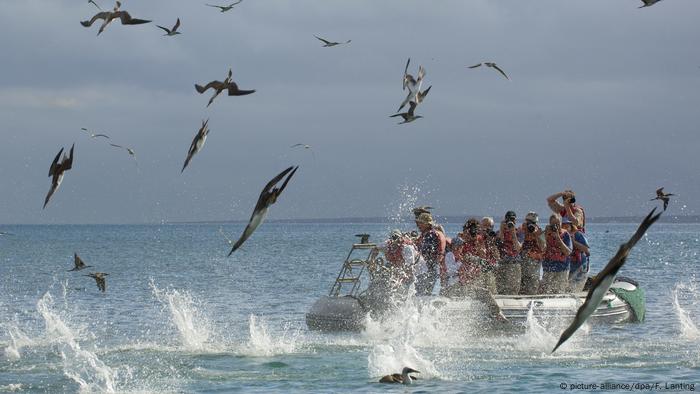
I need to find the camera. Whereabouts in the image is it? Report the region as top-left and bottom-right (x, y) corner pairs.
(526, 222), (537, 233)
(548, 223), (559, 232)
(506, 221), (515, 229)
(487, 230), (497, 238)
(468, 226), (478, 236)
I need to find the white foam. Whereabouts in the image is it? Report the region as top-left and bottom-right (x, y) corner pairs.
(2, 324), (34, 361)
(515, 302), (558, 353)
(150, 281), (211, 351)
(36, 292), (116, 393)
(241, 314), (299, 357)
(672, 282), (700, 340)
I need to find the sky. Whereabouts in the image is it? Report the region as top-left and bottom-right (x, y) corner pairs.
(0, 0), (699, 224)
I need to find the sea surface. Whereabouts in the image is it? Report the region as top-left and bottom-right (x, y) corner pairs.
(1, 222), (698, 393)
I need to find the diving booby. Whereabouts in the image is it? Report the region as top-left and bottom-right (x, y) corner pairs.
(43, 144), (74, 209)
(85, 272), (109, 292)
(195, 68), (256, 107)
(156, 18), (181, 36)
(638, 0), (662, 8)
(80, 1), (151, 36)
(467, 62), (510, 80)
(651, 187), (674, 211)
(313, 35), (351, 47)
(402, 58), (425, 92)
(390, 101), (422, 124)
(206, 0), (243, 12)
(228, 166), (299, 256)
(551, 208), (661, 353)
(379, 367), (420, 384)
(69, 253), (93, 272)
(181, 119), (210, 173)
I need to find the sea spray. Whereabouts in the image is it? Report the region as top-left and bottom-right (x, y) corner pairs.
(242, 314), (299, 357)
(2, 324), (33, 361)
(150, 281), (212, 351)
(36, 292), (116, 393)
(672, 281), (700, 340)
(514, 302), (558, 353)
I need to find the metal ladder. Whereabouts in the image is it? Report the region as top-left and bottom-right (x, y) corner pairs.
(329, 242), (377, 297)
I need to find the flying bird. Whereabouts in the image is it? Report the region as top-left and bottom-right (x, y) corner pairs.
(551, 208), (662, 353)
(80, 128), (110, 139)
(195, 68), (255, 107)
(156, 18), (181, 36)
(650, 187), (674, 211)
(228, 166), (299, 256)
(109, 143), (138, 167)
(88, 0), (102, 10)
(638, 0), (662, 7)
(390, 101), (422, 124)
(313, 35), (351, 47)
(85, 272), (109, 292)
(290, 144), (311, 149)
(398, 85), (431, 112)
(379, 367), (420, 384)
(80, 1), (151, 36)
(467, 62), (510, 80)
(44, 144), (74, 209)
(181, 119), (210, 173)
(205, 0), (243, 12)
(69, 253), (93, 272)
(402, 58), (425, 92)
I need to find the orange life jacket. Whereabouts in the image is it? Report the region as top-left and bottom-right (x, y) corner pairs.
(385, 237), (411, 267)
(520, 232), (544, 260)
(560, 203), (586, 232)
(544, 229), (570, 262)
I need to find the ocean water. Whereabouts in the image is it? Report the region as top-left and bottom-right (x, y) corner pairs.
(0, 222), (698, 393)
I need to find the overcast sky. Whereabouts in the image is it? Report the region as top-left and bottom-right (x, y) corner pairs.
(0, 0), (698, 224)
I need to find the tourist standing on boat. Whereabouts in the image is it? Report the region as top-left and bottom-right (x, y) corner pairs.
(414, 212), (447, 295)
(547, 190), (586, 232)
(377, 229), (418, 286)
(563, 220), (590, 292)
(496, 211), (522, 295)
(518, 212), (545, 294)
(480, 217), (500, 293)
(540, 214), (573, 294)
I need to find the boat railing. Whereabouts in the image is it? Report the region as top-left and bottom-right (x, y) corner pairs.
(328, 240), (378, 298)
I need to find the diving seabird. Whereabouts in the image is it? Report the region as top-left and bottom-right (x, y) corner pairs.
(379, 367), (420, 384)
(69, 253), (93, 271)
(313, 35), (351, 47)
(639, 0), (662, 7)
(355, 234), (370, 244)
(467, 62), (510, 80)
(88, 0), (102, 10)
(390, 102), (422, 124)
(43, 144), (74, 209)
(205, 0), (243, 12)
(650, 187), (674, 211)
(80, 1), (151, 36)
(551, 208), (661, 353)
(80, 128), (110, 139)
(402, 58), (425, 92)
(156, 18), (181, 36)
(85, 272), (108, 292)
(228, 166), (299, 256)
(398, 85), (431, 112)
(195, 68), (256, 108)
(181, 119), (210, 173)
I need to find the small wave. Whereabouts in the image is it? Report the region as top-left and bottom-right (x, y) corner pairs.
(241, 314), (299, 357)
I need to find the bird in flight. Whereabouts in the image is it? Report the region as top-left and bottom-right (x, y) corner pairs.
(313, 35), (351, 47)
(467, 62), (510, 80)
(109, 143), (138, 167)
(80, 1), (151, 36)
(206, 0), (243, 12)
(638, 0), (662, 8)
(181, 119), (210, 173)
(552, 208), (661, 353)
(379, 367), (420, 385)
(650, 187), (675, 211)
(80, 128), (110, 139)
(69, 253), (93, 272)
(402, 58), (425, 92)
(195, 68), (256, 107)
(44, 144), (74, 209)
(156, 18), (181, 36)
(88, 0), (102, 10)
(290, 144), (311, 149)
(85, 272), (109, 292)
(228, 166), (299, 255)
(391, 101), (422, 124)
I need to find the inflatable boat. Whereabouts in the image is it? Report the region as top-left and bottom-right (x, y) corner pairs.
(305, 239), (645, 332)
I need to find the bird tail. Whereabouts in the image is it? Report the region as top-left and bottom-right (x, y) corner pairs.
(194, 84), (207, 93)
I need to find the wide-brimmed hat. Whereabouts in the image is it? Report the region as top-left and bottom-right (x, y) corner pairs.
(390, 229), (403, 239)
(415, 212), (434, 225)
(525, 212), (539, 223)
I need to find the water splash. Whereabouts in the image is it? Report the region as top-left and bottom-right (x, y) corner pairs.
(2, 324), (33, 361)
(36, 292), (116, 393)
(672, 281), (699, 340)
(150, 281), (211, 351)
(386, 181), (432, 226)
(515, 302), (558, 353)
(241, 314), (299, 357)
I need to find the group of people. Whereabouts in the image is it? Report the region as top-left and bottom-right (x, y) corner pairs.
(372, 190), (590, 318)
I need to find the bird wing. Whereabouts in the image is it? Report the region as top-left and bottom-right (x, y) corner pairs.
(491, 64), (510, 80)
(88, 0), (103, 10)
(117, 11), (151, 25)
(314, 35), (332, 45)
(274, 166), (298, 196)
(228, 207), (267, 255)
(290, 144), (305, 148)
(195, 81), (224, 93)
(182, 121), (208, 173)
(81, 12), (110, 27)
(656, 187), (664, 197)
(417, 85), (432, 103)
(205, 4), (224, 9)
(173, 18), (181, 31)
(407, 101), (417, 116)
(468, 63), (482, 68)
(49, 148), (64, 177)
(552, 208), (661, 353)
(230, 0), (243, 6)
(227, 83), (256, 96)
(397, 91), (412, 112)
(93, 134), (110, 139)
(63, 144), (74, 171)
(403, 58), (410, 90)
(156, 25), (171, 33)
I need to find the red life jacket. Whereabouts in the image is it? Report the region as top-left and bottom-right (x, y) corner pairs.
(500, 231), (518, 258)
(385, 237), (410, 267)
(520, 232), (544, 260)
(544, 229), (569, 262)
(560, 203), (586, 232)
